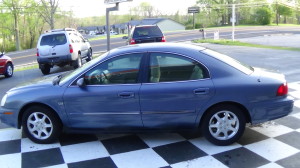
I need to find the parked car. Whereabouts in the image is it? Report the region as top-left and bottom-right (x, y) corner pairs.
(127, 25), (166, 45)
(0, 43), (293, 145)
(36, 28), (93, 75)
(0, 52), (13, 78)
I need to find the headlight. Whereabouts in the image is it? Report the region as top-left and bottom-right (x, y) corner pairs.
(1, 94), (8, 107)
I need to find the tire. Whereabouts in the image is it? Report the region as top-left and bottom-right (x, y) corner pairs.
(22, 106), (62, 144)
(73, 53), (82, 69)
(40, 64), (50, 75)
(201, 105), (246, 146)
(86, 48), (92, 62)
(4, 63), (13, 78)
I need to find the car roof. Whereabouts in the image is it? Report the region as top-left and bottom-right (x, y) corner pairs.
(41, 28), (78, 35)
(107, 43), (206, 59)
(135, 25), (158, 28)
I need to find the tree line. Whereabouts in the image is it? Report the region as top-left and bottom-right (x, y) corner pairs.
(0, 0), (299, 52)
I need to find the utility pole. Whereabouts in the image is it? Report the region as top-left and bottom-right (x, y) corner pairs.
(106, 3), (119, 51)
(105, 0), (132, 51)
(232, 4), (236, 41)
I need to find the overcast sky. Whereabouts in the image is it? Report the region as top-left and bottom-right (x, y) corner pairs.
(59, 0), (197, 18)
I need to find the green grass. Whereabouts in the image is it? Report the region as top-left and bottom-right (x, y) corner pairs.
(89, 34), (126, 41)
(193, 39), (300, 52)
(15, 64), (39, 72)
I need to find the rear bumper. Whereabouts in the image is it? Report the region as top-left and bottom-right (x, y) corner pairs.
(250, 96), (294, 124)
(37, 54), (73, 65)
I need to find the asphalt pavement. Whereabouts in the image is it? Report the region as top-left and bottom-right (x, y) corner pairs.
(238, 33), (300, 48)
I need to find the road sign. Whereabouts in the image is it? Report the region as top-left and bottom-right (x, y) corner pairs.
(104, 0), (132, 4)
(188, 7), (200, 13)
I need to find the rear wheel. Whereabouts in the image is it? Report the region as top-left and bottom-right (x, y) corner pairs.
(73, 53), (82, 69)
(22, 106), (62, 144)
(201, 105), (246, 146)
(4, 63), (13, 78)
(86, 48), (92, 62)
(40, 64), (50, 75)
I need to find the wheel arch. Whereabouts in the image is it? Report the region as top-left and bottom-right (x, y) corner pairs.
(199, 101), (251, 128)
(18, 103), (62, 129)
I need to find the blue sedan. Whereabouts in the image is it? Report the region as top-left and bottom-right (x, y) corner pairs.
(0, 43), (294, 145)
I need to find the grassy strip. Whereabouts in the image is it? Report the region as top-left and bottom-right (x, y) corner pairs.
(15, 64), (39, 72)
(89, 34), (126, 41)
(193, 39), (300, 52)
(200, 24), (300, 30)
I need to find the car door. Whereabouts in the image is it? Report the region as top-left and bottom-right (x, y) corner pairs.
(63, 53), (144, 129)
(140, 52), (215, 129)
(79, 35), (89, 56)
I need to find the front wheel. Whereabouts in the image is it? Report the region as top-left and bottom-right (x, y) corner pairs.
(22, 106), (62, 144)
(201, 105), (246, 146)
(4, 63), (13, 78)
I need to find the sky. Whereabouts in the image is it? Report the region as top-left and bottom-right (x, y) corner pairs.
(59, 0), (197, 18)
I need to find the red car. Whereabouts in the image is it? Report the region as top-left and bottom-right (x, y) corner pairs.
(0, 52), (14, 78)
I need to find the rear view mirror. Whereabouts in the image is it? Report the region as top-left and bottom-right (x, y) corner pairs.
(77, 78), (86, 87)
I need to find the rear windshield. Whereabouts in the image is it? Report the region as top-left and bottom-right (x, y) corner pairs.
(202, 49), (254, 75)
(133, 26), (163, 38)
(40, 33), (67, 46)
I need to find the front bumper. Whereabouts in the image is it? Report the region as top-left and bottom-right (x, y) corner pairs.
(250, 96), (294, 124)
(0, 107), (19, 128)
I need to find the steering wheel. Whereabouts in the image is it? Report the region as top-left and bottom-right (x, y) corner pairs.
(101, 71), (109, 81)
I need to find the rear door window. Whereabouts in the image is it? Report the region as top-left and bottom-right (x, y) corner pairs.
(40, 34), (67, 46)
(148, 53), (209, 83)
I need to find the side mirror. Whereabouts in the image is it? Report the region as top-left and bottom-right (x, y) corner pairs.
(77, 78), (86, 87)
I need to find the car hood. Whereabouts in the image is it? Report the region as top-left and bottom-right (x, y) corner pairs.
(8, 74), (58, 92)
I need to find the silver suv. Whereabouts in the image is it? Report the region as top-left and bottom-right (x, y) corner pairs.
(36, 28), (92, 75)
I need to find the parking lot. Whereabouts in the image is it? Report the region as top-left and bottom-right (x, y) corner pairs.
(1, 36), (300, 167)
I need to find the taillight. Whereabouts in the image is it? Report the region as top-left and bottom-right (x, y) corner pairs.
(129, 39), (136, 45)
(69, 44), (73, 53)
(277, 83), (288, 96)
(161, 36), (166, 42)
(36, 48), (39, 56)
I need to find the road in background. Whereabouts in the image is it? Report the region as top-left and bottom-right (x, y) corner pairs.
(6, 26), (300, 67)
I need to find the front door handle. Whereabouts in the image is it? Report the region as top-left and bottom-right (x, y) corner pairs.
(118, 92), (135, 99)
(194, 88), (209, 95)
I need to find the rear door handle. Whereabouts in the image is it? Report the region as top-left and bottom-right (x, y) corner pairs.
(118, 92), (135, 99)
(194, 88), (209, 95)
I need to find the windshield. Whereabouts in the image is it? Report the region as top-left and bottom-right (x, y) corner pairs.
(59, 52), (109, 85)
(202, 49), (254, 75)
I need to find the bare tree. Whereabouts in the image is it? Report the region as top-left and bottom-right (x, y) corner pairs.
(38, 0), (59, 29)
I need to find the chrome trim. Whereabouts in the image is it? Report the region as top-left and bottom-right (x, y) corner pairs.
(70, 112), (140, 115)
(142, 78), (211, 85)
(68, 83), (141, 88)
(0, 66), (4, 68)
(143, 110), (194, 114)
